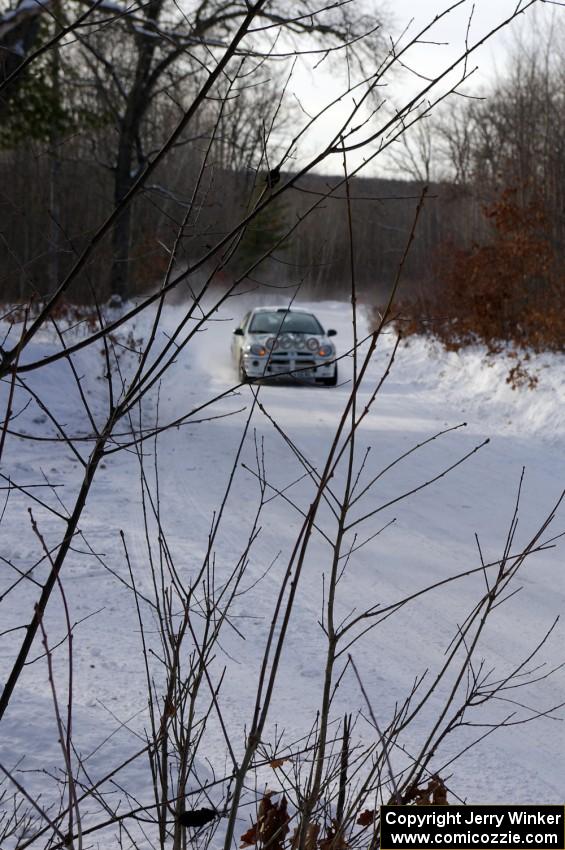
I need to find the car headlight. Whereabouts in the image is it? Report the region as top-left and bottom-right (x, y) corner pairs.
(318, 344), (334, 357)
(249, 343), (267, 356)
(306, 337), (319, 351)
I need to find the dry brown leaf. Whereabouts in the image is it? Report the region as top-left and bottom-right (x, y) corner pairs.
(305, 822), (321, 850)
(403, 775), (449, 807)
(430, 775), (449, 805)
(241, 793), (289, 850)
(261, 794), (289, 850)
(356, 809), (375, 827)
(240, 824), (258, 848)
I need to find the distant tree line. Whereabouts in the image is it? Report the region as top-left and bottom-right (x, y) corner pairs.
(1, 4), (563, 320)
(394, 18), (565, 353)
(0, 133), (483, 303)
(0, 0), (382, 303)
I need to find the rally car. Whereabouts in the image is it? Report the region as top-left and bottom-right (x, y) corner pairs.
(231, 307), (338, 385)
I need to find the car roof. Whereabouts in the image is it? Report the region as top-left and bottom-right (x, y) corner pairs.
(250, 306), (315, 314)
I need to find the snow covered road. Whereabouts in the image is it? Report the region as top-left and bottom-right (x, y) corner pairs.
(1, 296), (564, 846)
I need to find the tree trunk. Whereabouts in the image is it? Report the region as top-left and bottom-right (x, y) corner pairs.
(0, 11), (42, 121)
(108, 39), (156, 300)
(110, 133), (135, 299)
(48, 11), (61, 294)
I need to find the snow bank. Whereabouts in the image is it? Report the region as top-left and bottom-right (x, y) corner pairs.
(389, 331), (565, 445)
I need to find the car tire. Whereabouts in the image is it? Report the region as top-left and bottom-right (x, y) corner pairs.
(323, 365), (338, 386)
(239, 357), (249, 383)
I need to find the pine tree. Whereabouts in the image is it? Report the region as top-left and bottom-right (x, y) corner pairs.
(233, 180), (289, 280)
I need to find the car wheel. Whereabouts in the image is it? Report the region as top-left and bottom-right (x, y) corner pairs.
(239, 357), (249, 383)
(323, 365), (338, 386)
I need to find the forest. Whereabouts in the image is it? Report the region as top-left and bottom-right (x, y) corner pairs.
(1, 2), (564, 355)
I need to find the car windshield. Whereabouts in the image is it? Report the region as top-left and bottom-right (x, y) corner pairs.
(249, 311), (323, 335)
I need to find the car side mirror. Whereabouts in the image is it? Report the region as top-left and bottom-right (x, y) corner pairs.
(327, 329), (337, 337)
(233, 328), (244, 336)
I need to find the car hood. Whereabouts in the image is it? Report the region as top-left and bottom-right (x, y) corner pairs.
(248, 331), (330, 350)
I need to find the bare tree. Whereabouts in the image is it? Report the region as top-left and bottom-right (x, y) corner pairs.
(62, 0), (384, 297)
(389, 115), (437, 183)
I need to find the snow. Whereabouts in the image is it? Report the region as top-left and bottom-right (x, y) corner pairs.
(0, 0), (49, 35)
(0, 298), (563, 847)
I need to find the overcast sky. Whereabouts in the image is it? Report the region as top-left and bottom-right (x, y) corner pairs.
(383, 0), (553, 87)
(289, 0), (560, 174)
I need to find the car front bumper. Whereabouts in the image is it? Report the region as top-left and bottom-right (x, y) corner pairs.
(242, 352), (335, 382)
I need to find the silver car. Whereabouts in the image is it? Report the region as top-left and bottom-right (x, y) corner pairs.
(232, 307), (338, 385)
